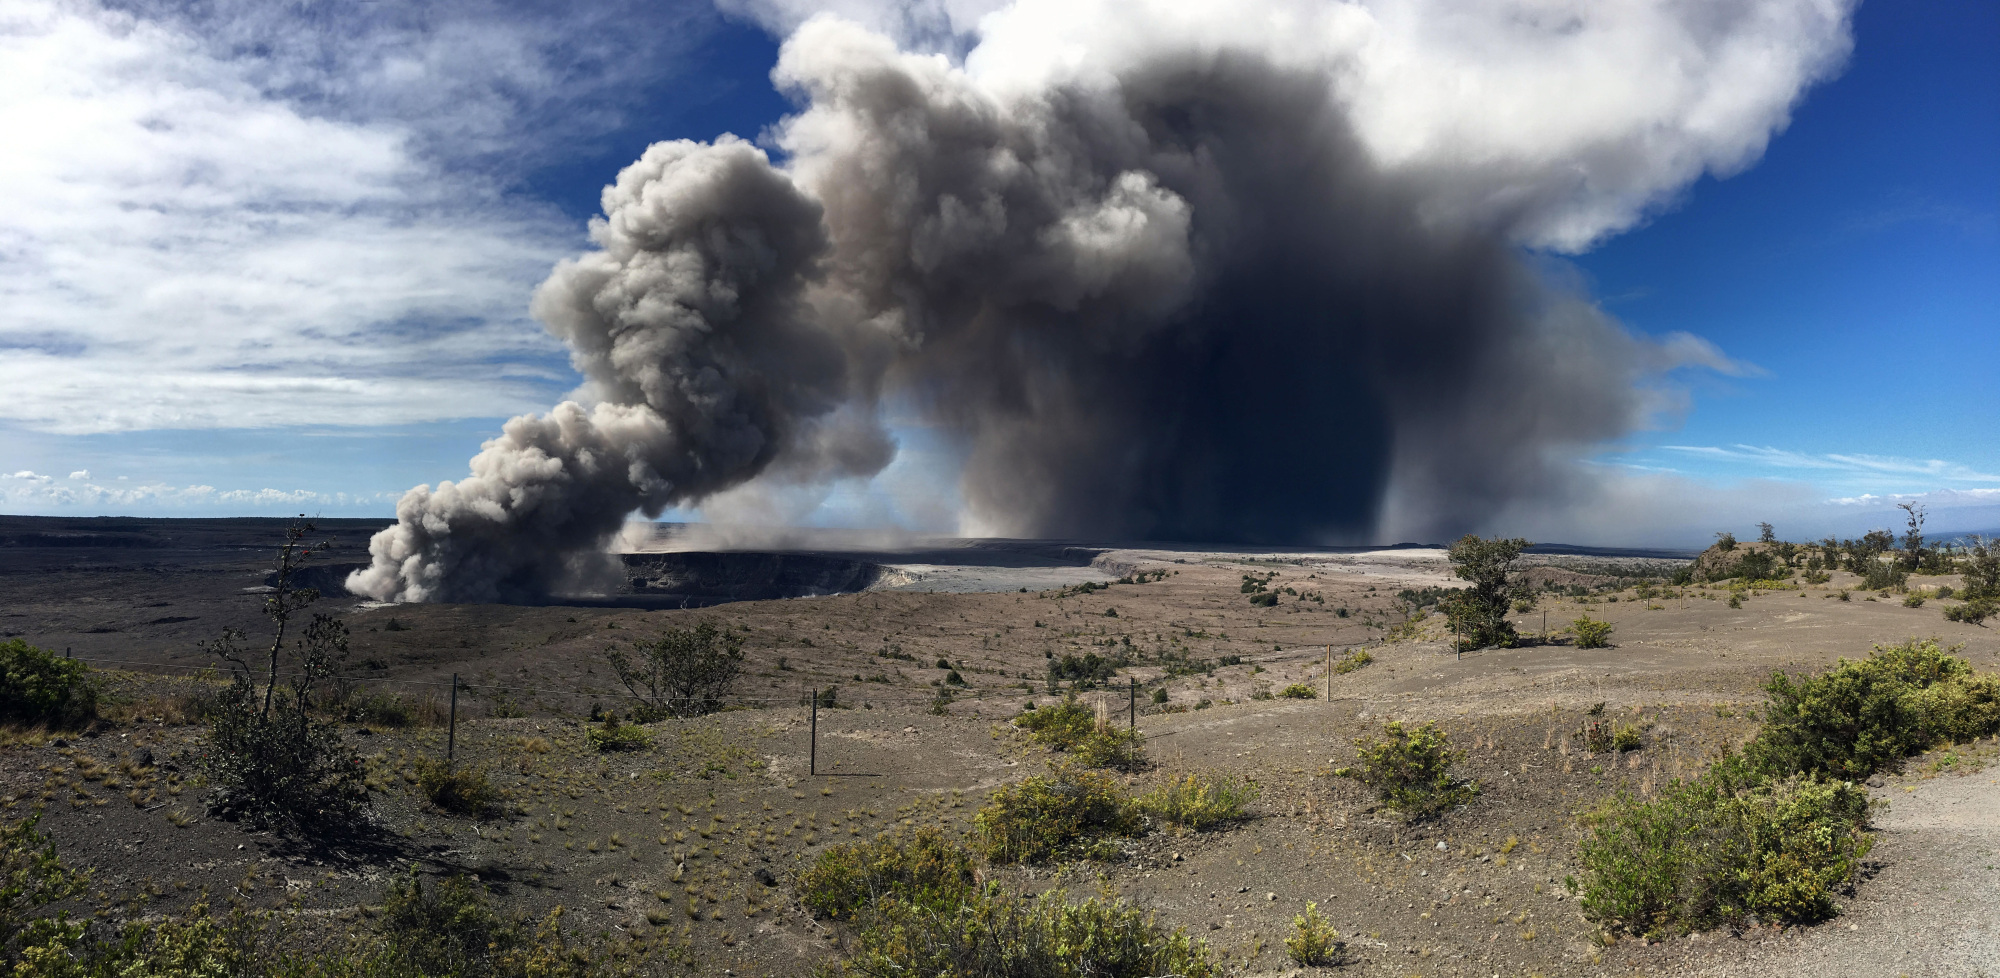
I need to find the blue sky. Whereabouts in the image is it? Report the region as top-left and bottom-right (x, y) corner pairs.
(1575, 0), (1999, 517)
(0, 0), (1993, 545)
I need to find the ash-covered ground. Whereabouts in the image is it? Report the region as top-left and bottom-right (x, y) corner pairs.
(4, 515), (1994, 977)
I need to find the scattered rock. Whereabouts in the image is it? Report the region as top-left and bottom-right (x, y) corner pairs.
(753, 868), (778, 887)
(135, 748), (155, 768)
(1266, 892), (1277, 901)
(1435, 840), (1448, 851)
(51, 739), (68, 749)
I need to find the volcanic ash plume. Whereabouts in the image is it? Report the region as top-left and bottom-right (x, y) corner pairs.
(348, 136), (889, 602)
(352, 0), (1854, 602)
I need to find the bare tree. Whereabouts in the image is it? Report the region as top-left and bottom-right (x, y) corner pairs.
(1757, 522), (1776, 544)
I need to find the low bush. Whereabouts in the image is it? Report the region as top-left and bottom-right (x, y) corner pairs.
(797, 827), (977, 921)
(336, 690), (449, 728)
(1332, 649), (1373, 675)
(1013, 695), (1099, 751)
(1944, 597), (1995, 624)
(1136, 773), (1257, 832)
(1572, 757), (1872, 936)
(585, 715), (651, 752)
(1575, 638), (2000, 937)
(413, 757), (497, 815)
(2, 831), (617, 977)
(1572, 614), (1614, 648)
(1335, 721), (1478, 818)
(198, 677), (368, 831)
(1149, 687), (1168, 705)
(974, 767), (1141, 863)
(0, 814), (89, 962)
(828, 886), (1217, 978)
(1070, 727), (1147, 770)
(1248, 591), (1278, 607)
(0, 640), (98, 728)
(1284, 901), (1345, 967)
(1611, 723), (1644, 752)
(1903, 593), (1926, 608)
(1278, 683), (1317, 699)
(1576, 720), (1613, 754)
(1745, 638), (2000, 780)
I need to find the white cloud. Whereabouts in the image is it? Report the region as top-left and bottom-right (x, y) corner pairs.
(67, 470), (88, 480)
(1663, 445), (2000, 484)
(0, 0), (717, 435)
(731, 0), (1854, 251)
(0, 474), (395, 513)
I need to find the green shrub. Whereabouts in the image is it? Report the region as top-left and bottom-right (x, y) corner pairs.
(1070, 728), (1146, 770)
(0, 813), (90, 964)
(1572, 757), (1872, 936)
(1248, 592), (1278, 607)
(1572, 614), (1614, 648)
(1332, 649), (1373, 675)
(828, 886), (1217, 978)
(585, 715), (651, 752)
(1278, 683), (1317, 699)
(1283, 901), (1345, 967)
(1, 826), (615, 977)
(1149, 687), (1168, 705)
(797, 827), (977, 921)
(1335, 721), (1478, 818)
(413, 757), (497, 815)
(0, 641), (97, 728)
(197, 676), (368, 831)
(1611, 723), (1643, 752)
(1903, 593), (1926, 608)
(1745, 638), (2000, 780)
(336, 690), (449, 728)
(1944, 597), (1995, 624)
(1013, 695), (1097, 751)
(1136, 773), (1258, 832)
(974, 768), (1141, 864)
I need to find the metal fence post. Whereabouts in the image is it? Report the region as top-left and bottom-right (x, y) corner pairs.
(1128, 678), (1136, 731)
(447, 673), (458, 769)
(810, 688), (818, 776)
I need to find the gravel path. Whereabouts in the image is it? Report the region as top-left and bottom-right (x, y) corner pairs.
(1678, 767), (2000, 978)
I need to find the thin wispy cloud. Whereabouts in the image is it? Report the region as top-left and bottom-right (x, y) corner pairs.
(1662, 444), (2000, 484)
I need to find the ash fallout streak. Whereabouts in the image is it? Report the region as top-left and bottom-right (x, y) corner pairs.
(351, 2), (1852, 603)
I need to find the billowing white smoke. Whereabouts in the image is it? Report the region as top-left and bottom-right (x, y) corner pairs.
(352, 0), (1853, 602)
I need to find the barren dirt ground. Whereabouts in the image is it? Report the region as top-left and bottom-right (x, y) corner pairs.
(4, 523), (1998, 977)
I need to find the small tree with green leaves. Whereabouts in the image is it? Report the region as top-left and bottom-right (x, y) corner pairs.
(198, 520), (366, 831)
(1444, 535), (1530, 650)
(606, 621), (744, 719)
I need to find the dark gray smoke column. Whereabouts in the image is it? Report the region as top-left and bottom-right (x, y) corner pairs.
(353, 3), (1852, 601)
